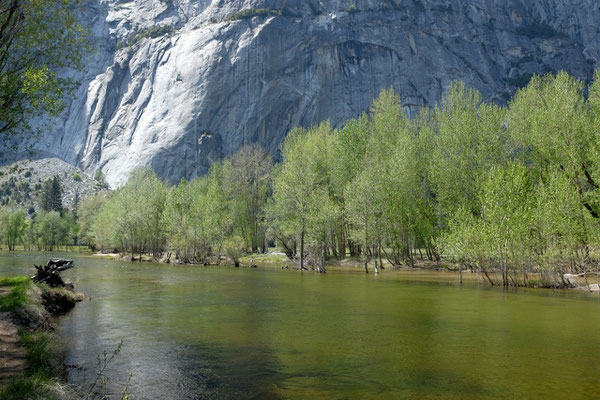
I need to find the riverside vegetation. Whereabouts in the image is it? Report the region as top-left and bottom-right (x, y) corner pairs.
(3, 72), (600, 288)
(0, 276), (83, 400)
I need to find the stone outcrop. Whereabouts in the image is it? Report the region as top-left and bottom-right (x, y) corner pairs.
(26, 0), (600, 186)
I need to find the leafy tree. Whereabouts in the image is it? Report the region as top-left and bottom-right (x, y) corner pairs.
(427, 82), (509, 226)
(442, 163), (534, 286)
(0, 207), (26, 250)
(36, 210), (68, 251)
(221, 145), (273, 253)
(0, 0), (90, 147)
(108, 169), (167, 259)
(78, 193), (107, 249)
(224, 235), (246, 267)
(269, 122), (337, 270)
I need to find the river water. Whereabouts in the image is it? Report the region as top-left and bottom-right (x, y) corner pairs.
(1, 251), (599, 399)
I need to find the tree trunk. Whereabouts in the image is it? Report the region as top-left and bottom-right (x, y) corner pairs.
(300, 229), (305, 271)
(378, 239), (384, 270)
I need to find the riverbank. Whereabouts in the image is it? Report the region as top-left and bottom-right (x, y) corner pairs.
(90, 249), (600, 292)
(0, 276), (83, 400)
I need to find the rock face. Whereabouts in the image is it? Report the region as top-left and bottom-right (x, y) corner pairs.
(29, 0), (600, 186)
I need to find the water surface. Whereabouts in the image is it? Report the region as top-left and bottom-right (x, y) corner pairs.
(1, 252), (599, 399)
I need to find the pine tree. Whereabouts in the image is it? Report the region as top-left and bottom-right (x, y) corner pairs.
(40, 176), (63, 214)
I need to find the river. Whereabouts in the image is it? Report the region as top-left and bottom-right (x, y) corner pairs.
(1, 251), (599, 399)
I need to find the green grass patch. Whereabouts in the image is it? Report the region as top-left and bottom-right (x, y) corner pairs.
(0, 376), (50, 400)
(0, 276), (30, 312)
(0, 279), (65, 400)
(0, 331), (60, 400)
(19, 330), (56, 380)
(240, 253), (289, 265)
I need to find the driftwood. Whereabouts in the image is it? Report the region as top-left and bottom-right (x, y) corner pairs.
(31, 259), (74, 288)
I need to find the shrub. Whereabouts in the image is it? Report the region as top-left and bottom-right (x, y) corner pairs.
(224, 236), (246, 267)
(225, 8), (281, 21)
(72, 173), (81, 182)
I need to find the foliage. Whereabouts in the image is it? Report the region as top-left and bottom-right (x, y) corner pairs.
(0, 208), (26, 250)
(225, 8), (282, 22)
(101, 169), (168, 259)
(2, 71), (600, 287)
(0, 276), (29, 312)
(0, 0), (91, 148)
(224, 235), (246, 267)
(39, 176), (63, 213)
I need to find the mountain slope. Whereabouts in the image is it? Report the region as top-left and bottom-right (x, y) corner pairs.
(26, 0), (600, 186)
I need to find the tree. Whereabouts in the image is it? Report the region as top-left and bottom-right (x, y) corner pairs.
(77, 193), (107, 249)
(36, 210), (68, 251)
(108, 169), (167, 259)
(427, 82), (509, 227)
(0, 0), (90, 149)
(224, 235), (246, 267)
(221, 144), (273, 253)
(269, 122), (337, 270)
(40, 176), (63, 213)
(0, 207), (26, 250)
(442, 163), (535, 286)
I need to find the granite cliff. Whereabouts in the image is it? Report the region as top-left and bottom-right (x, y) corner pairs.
(28, 0), (600, 186)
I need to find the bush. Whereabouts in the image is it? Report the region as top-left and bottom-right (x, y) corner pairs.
(225, 8), (281, 21)
(224, 236), (246, 267)
(347, 4), (357, 13)
(72, 173), (81, 182)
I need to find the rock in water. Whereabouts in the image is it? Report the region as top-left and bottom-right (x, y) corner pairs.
(22, 0), (600, 186)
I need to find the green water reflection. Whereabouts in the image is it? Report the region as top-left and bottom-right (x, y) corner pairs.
(1, 252), (599, 399)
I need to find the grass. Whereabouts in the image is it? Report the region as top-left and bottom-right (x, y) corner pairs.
(0, 276), (77, 400)
(0, 330), (65, 400)
(0, 276), (30, 312)
(240, 252), (289, 266)
(19, 330), (56, 381)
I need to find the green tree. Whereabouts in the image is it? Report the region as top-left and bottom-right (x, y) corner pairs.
(221, 144), (273, 253)
(0, 207), (26, 250)
(0, 0), (90, 146)
(77, 193), (107, 249)
(269, 122), (337, 270)
(442, 163), (534, 286)
(508, 72), (600, 260)
(108, 169), (167, 259)
(40, 176), (63, 213)
(36, 210), (68, 251)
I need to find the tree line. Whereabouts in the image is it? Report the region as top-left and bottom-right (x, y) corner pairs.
(0, 175), (78, 251)
(3, 71), (600, 287)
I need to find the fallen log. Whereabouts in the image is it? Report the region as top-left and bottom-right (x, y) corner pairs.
(31, 259), (75, 288)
